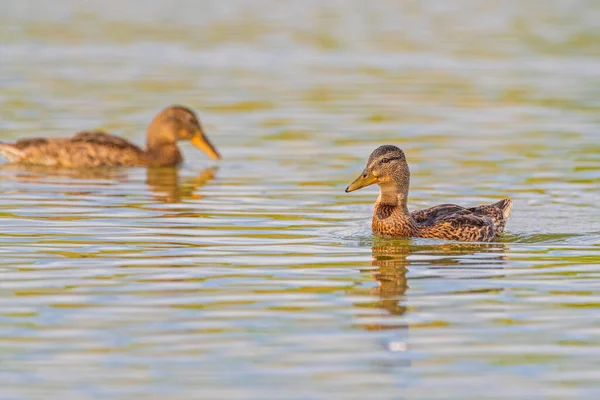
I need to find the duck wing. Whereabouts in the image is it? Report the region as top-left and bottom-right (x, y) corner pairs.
(411, 204), (470, 225)
(412, 199), (512, 242)
(72, 131), (140, 149)
(0, 132), (146, 167)
(468, 199), (512, 234)
(414, 206), (496, 242)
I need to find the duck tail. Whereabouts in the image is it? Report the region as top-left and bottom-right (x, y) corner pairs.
(493, 198), (513, 220)
(0, 143), (24, 162)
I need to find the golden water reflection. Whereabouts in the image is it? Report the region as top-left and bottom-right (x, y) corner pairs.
(0, 163), (218, 204)
(360, 240), (508, 331)
(146, 167), (218, 203)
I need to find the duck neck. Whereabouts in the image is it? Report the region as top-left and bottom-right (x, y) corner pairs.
(376, 182), (410, 215)
(372, 181), (419, 236)
(145, 126), (182, 167)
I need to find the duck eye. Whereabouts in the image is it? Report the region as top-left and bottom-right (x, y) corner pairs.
(381, 158), (390, 163)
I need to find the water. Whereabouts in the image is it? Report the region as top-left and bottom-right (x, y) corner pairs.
(1, 1), (600, 398)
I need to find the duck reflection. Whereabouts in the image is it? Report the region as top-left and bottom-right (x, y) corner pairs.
(0, 163), (218, 204)
(0, 163), (130, 182)
(361, 239), (508, 331)
(369, 240), (410, 320)
(360, 239), (508, 363)
(146, 166), (218, 203)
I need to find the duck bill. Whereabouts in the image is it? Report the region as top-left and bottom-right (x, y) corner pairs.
(345, 170), (378, 193)
(191, 132), (221, 161)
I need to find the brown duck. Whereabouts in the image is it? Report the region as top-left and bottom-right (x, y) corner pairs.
(0, 105), (221, 168)
(345, 145), (512, 242)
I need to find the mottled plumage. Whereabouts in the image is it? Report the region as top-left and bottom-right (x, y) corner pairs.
(0, 105), (221, 168)
(346, 145), (512, 242)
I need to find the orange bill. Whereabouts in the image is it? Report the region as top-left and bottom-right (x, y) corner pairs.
(191, 133), (221, 161)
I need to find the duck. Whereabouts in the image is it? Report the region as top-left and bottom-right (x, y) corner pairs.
(0, 105), (221, 168)
(345, 145), (512, 242)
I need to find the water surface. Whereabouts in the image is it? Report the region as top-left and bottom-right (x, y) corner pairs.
(1, 1), (600, 399)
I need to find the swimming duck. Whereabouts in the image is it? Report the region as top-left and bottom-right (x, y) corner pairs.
(345, 145), (512, 242)
(0, 105), (221, 168)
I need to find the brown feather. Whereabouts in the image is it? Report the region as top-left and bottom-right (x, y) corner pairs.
(0, 105), (219, 168)
(375, 200), (508, 242)
(0, 134), (146, 168)
(348, 145), (512, 243)
(72, 131), (141, 149)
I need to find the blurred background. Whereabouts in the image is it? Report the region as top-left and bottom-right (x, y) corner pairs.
(1, 1), (599, 399)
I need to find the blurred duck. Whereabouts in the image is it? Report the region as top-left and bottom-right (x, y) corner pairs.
(345, 145), (512, 242)
(0, 105), (221, 168)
